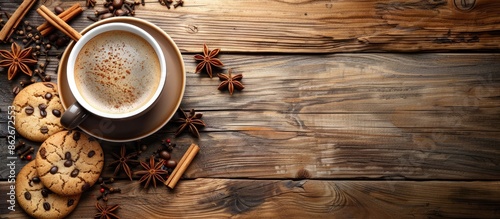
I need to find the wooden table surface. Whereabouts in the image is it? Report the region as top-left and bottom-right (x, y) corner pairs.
(1, 0), (500, 218)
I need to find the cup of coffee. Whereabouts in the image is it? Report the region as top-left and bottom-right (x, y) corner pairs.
(61, 22), (166, 129)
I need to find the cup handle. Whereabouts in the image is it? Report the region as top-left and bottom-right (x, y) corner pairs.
(61, 102), (89, 129)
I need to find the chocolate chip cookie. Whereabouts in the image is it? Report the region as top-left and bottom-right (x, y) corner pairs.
(16, 161), (81, 219)
(35, 130), (104, 196)
(12, 82), (65, 142)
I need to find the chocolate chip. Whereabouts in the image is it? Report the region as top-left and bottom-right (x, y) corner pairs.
(65, 152), (71, 160)
(88, 137), (96, 141)
(38, 103), (47, 110)
(25, 106), (34, 115)
(73, 132), (80, 141)
(52, 109), (61, 117)
(40, 110), (47, 117)
(32, 177), (40, 183)
(82, 182), (90, 191)
(41, 188), (49, 197)
(43, 202), (50, 211)
(40, 126), (49, 134)
(12, 86), (20, 96)
(39, 147), (47, 159)
(44, 83), (54, 88)
(50, 166), (58, 174)
(88, 150), (95, 158)
(64, 160), (73, 167)
(70, 169), (79, 178)
(67, 199), (74, 207)
(24, 191), (31, 200)
(45, 92), (52, 100)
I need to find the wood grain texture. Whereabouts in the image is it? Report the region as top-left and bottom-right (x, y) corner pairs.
(2, 179), (500, 218)
(1, 53), (499, 180)
(2, 0), (500, 52)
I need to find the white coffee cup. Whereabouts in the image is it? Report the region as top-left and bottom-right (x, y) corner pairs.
(61, 22), (166, 129)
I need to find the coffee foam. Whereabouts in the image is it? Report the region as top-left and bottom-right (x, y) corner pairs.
(74, 31), (161, 114)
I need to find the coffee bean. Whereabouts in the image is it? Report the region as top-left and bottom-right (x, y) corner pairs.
(82, 182), (90, 191)
(115, 9), (127, 16)
(112, 0), (124, 9)
(38, 103), (47, 110)
(67, 199), (74, 207)
(88, 150), (95, 158)
(43, 83), (54, 88)
(70, 169), (79, 177)
(24, 191), (31, 200)
(32, 177), (40, 183)
(52, 109), (61, 117)
(43, 202), (50, 211)
(65, 152), (71, 160)
(40, 110), (47, 117)
(64, 160), (73, 167)
(159, 150), (171, 160)
(39, 147), (47, 159)
(40, 126), (49, 134)
(41, 188), (49, 197)
(50, 166), (58, 174)
(55, 37), (69, 47)
(73, 132), (80, 141)
(45, 92), (52, 100)
(25, 106), (34, 115)
(54, 6), (64, 15)
(165, 160), (177, 168)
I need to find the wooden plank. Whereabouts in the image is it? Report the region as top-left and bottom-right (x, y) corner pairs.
(1, 179), (499, 218)
(0, 53), (499, 180)
(2, 0), (500, 52)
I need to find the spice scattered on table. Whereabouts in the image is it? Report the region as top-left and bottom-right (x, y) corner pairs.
(0, 42), (37, 80)
(95, 201), (120, 219)
(194, 43), (224, 78)
(86, 0), (97, 8)
(134, 155), (169, 188)
(174, 108), (206, 138)
(0, 0), (37, 42)
(96, 177), (121, 202)
(165, 143), (200, 189)
(89, 0), (141, 21)
(108, 145), (141, 181)
(37, 3), (83, 37)
(218, 68), (244, 95)
(158, 0), (184, 9)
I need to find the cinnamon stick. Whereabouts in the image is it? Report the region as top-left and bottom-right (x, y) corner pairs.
(37, 3), (83, 36)
(165, 143), (200, 189)
(0, 0), (38, 42)
(36, 5), (81, 41)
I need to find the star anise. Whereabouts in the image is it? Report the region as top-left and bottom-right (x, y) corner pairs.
(217, 69), (244, 95)
(175, 108), (206, 138)
(134, 155), (168, 188)
(95, 202), (119, 219)
(0, 42), (37, 80)
(108, 145), (140, 181)
(194, 43), (224, 78)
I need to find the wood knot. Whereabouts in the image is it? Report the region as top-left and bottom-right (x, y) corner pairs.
(295, 168), (311, 179)
(186, 24), (198, 34)
(453, 0), (476, 11)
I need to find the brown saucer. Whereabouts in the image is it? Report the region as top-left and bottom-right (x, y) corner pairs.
(57, 17), (185, 142)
